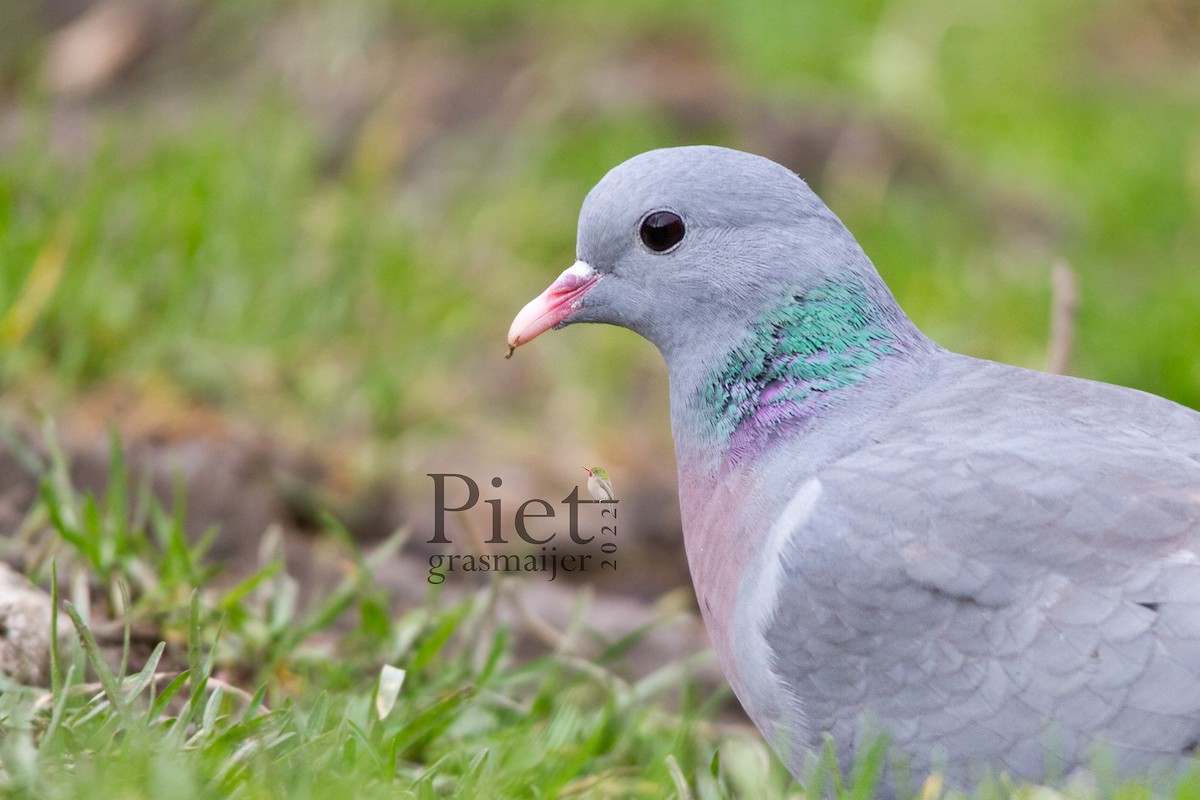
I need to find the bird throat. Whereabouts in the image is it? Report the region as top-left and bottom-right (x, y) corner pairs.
(699, 279), (905, 464)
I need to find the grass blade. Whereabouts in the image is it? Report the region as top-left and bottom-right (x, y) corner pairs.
(62, 599), (130, 725)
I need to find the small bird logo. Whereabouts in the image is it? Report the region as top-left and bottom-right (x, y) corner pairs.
(583, 462), (614, 501)
(583, 466), (615, 505)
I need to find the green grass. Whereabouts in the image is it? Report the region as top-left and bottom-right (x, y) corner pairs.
(0, 428), (806, 798)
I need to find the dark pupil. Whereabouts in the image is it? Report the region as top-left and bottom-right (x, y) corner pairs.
(640, 211), (685, 252)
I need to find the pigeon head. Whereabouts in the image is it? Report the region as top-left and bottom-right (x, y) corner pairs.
(508, 146), (931, 465)
(507, 145), (884, 359)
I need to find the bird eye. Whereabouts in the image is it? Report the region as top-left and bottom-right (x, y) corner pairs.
(639, 210), (685, 252)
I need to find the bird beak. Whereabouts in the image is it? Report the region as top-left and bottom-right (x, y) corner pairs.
(506, 261), (601, 358)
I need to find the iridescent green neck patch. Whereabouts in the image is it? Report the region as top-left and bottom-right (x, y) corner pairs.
(701, 280), (900, 459)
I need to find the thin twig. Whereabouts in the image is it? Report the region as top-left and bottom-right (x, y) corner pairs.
(503, 582), (570, 652)
(1045, 260), (1079, 375)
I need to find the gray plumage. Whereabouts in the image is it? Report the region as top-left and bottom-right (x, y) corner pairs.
(764, 354), (1200, 788)
(506, 145), (1200, 791)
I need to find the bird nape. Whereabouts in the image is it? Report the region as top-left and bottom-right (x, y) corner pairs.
(506, 145), (1200, 794)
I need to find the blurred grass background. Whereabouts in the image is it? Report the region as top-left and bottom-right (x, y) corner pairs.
(3, 0), (1197, 470)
